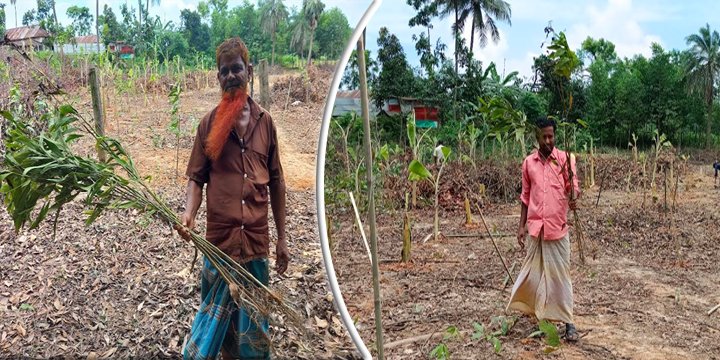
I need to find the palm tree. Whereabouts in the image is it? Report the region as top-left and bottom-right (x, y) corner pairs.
(290, 15), (309, 64)
(260, 0), (289, 66)
(96, 0), (99, 52)
(685, 24), (720, 149)
(11, 0), (17, 28)
(302, 0), (324, 67)
(458, 0), (511, 52)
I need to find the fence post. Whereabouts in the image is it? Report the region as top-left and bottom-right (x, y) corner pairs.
(259, 59), (270, 110)
(89, 66), (106, 162)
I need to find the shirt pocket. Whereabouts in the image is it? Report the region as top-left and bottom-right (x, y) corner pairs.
(245, 150), (270, 204)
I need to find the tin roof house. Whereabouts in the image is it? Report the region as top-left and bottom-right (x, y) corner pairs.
(333, 90), (440, 128)
(61, 35), (105, 54)
(3, 26), (51, 51)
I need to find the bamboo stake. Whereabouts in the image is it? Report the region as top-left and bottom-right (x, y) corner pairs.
(88, 67), (106, 162)
(348, 191), (372, 264)
(475, 204), (514, 284)
(282, 75), (292, 122)
(357, 34), (384, 360)
(709, 304), (720, 316)
(595, 170), (606, 207)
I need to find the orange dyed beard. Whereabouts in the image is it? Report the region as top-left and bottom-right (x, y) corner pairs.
(205, 88), (248, 161)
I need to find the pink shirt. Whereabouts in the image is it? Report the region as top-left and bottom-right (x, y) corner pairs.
(520, 147), (580, 240)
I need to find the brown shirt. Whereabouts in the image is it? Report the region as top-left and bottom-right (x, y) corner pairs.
(186, 96), (285, 263)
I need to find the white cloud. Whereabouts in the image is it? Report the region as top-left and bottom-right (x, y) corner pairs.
(567, 0), (664, 60)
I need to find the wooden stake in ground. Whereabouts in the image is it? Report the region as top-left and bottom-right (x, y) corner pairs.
(595, 170), (606, 207)
(475, 204), (515, 284)
(259, 59), (270, 111)
(357, 33), (385, 360)
(88, 66), (106, 162)
(282, 74), (292, 122)
(348, 192), (372, 264)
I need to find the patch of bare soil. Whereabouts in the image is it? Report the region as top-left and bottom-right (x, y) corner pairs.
(329, 163), (720, 359)
(0, 69), (357, 358)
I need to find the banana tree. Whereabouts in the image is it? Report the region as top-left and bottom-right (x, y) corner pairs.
(651, 129), (672, 197)
(474, 96), (531, 158)
(331, 113), (354, 176)
(407, 113), (433, 208)
(408, 145), (451, 242)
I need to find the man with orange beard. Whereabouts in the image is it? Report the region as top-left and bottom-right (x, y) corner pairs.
(176, 37), (288, 360)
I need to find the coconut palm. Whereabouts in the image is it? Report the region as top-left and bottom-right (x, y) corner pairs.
(685, 24), (720, 149)
(11, 0), (17, 28)
(458, 0), (512, 51)
(290, 14), (309, 63)
(260, 0), (289, 66)
(302, 0), (324, 67)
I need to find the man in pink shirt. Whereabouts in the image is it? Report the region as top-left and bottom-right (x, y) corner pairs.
(507, 116), (581, 342)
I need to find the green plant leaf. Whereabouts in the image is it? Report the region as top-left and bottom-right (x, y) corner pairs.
(20, 303), (34, 311)
(59, 105), (76, 117)
(440, 146), (451, 160)
(492, 337), (502, 353)
(408, 160), (431, 181)
(472, 322), (485, 340)
(539, 320), (560, 348)
(379, 144), (389, 161)
(527, 330), (543, 338)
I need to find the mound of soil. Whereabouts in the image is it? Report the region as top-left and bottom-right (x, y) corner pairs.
(271, 66), (334, 105)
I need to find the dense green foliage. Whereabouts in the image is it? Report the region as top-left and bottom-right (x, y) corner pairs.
(340, 22), (720, 152)
(18, 0), (351, 68)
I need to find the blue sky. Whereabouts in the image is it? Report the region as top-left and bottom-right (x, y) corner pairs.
(362, 0), (720, 80)
(4, 0), (719, 80)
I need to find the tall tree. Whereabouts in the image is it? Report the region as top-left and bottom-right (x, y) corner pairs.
(180, 9), (210, 53)
(260, 0), (289, 66)
(302, 0), (324, 67)
(51, 0), (64, 71)
(685, 23), (720, 148)
(458, 0), (511, 52)
(372, 27), (415, 109)
(10, 0), (16, 28)
(22, 10), (35, 26)
(96, 0), (99, 52)
(315, 7), (351, 60)
(67, 6), (93, 36)
(290, 11), (309, 62)
(0, 4), (5, 38)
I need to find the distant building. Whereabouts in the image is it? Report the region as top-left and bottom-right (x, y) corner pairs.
(3, 26), (51, 51)
(333, 90), (440, 128)
(108, 42), (135, 59)
(61, 35), (105, 54)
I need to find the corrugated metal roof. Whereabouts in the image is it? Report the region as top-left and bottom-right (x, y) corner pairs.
(336, 90), (361, 99)
(5, 26), (50, 41)
(74, 35), (100, 44)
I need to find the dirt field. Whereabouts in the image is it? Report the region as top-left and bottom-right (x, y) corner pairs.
(330, 162), (720, 359)
(0, 68), (359, 359)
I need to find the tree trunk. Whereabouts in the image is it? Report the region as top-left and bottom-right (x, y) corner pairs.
(454, 0), (459, 75)
(96, 0), (100, 53)
(706, 85), (713, 149)
(470, 14), (475, 51)
(306, 23), (316, 67)
(14, 3), (17, 28)
(52, 0), (64, 75)
(138, 0), (142, 49)
(271, 33), (276, 66)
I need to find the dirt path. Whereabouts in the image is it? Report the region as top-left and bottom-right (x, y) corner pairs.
(330, 164), (720, 359)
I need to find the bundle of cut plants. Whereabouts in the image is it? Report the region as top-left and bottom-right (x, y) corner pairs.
(0, 105), (301, 338)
